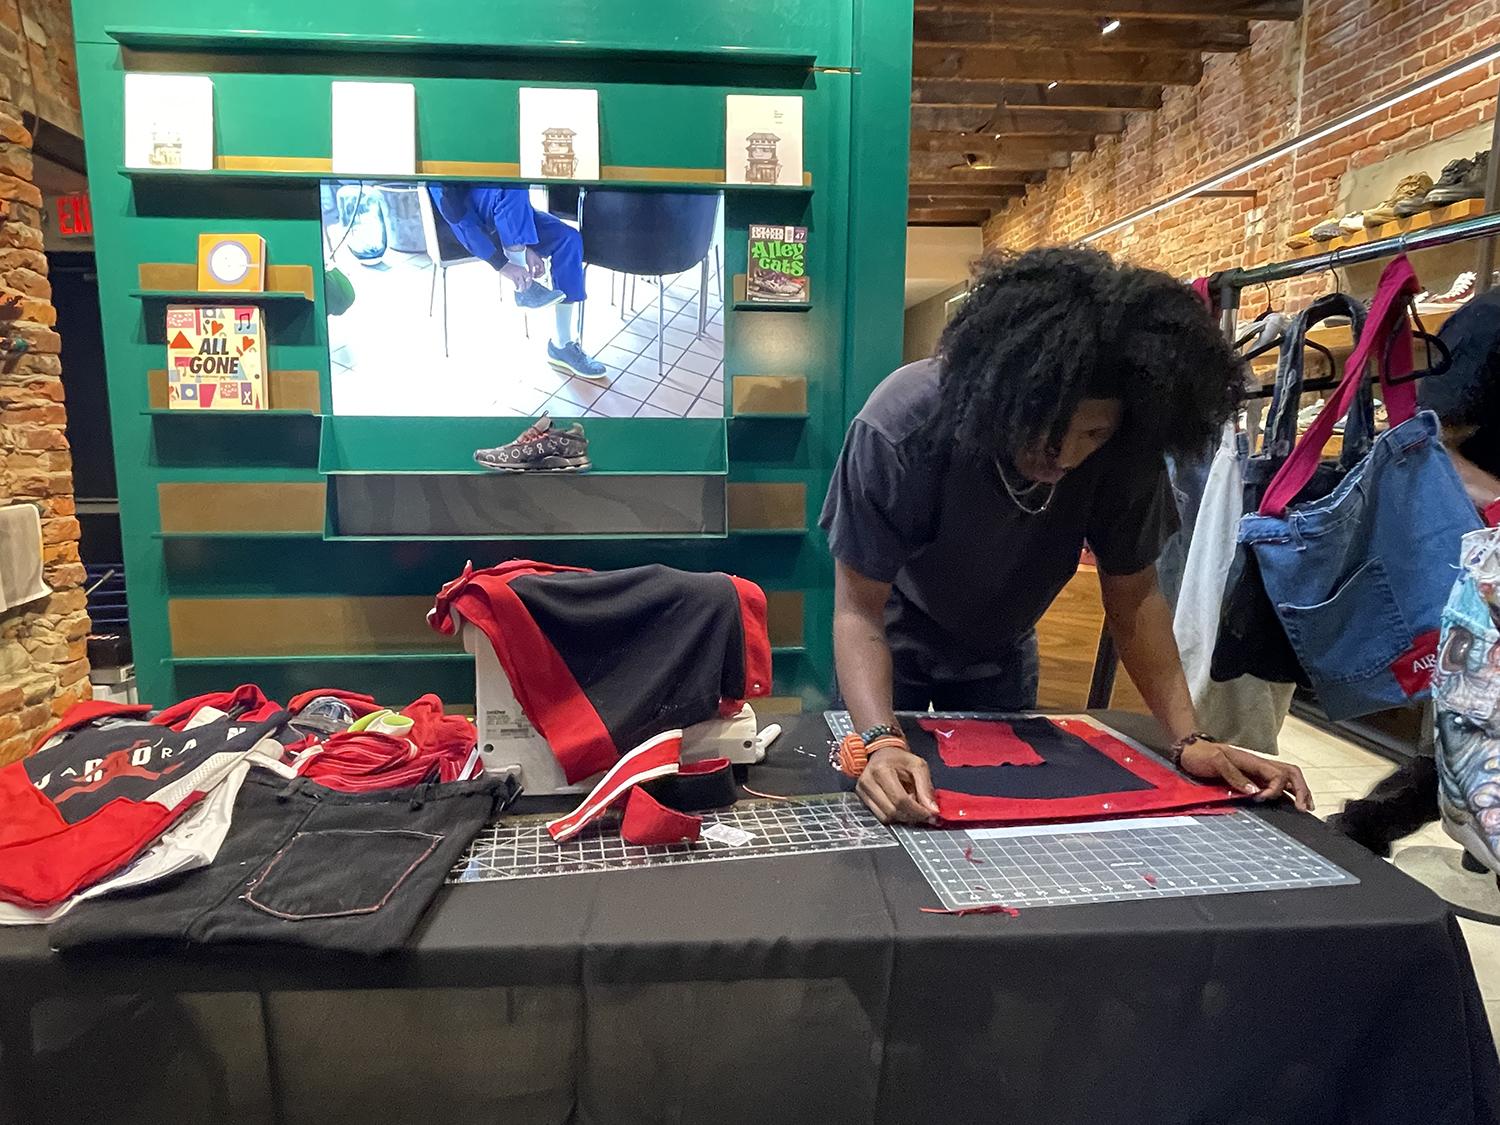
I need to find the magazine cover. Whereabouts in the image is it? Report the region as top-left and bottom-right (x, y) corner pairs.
(519, 88), (601, 180)
(165, 305), (266, 410)
(725, 96), (803, 187)
(746, 224), (809, 303)
(124, 74), (214, 170)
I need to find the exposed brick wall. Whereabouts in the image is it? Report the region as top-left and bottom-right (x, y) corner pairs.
(984, 0), (1500, 306)
(0, 0), (86, 766)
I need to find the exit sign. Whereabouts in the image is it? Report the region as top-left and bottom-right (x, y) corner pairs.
(55, 191), (91, 238)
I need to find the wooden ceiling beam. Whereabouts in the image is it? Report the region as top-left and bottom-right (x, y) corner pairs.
(910, 150), (1069, 173)
(909, 193), (1024, 210)
(908, 207), (995, 225)
(910, 169), (1041, 186)
(912, 79), (1164, 112)
(914, 46), (1204, 86)
(909, 183), (1028, 200)
(912, 105), (1129, 135)
(913, 0), (1299, 19)
(914, 11), (1251, 53)
(911, 130), (1095, 155)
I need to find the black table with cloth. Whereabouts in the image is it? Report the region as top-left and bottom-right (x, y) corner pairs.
(0, 712), (1496, 1124)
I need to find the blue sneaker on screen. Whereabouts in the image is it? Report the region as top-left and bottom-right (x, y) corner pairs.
(514, 282), (566, 310)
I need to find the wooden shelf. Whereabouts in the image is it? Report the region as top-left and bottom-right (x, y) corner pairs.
(1284, 198), (1489, 262)
(169, 652), (469, 666)
(144, 409), (317, 417)
(1249, 305), (1460, 377)
(732, 410), (809, 420)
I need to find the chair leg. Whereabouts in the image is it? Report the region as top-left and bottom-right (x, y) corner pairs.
(698, 258), (709, 337)
(441, 267), (450, 358)
(428, 263), (438, 316)
(657, 275), (666, 378)
(716, 245), (723, 303)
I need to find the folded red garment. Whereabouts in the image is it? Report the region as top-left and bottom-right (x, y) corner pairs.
(622, 786), (702, 846)
(295, 694), (479, 793)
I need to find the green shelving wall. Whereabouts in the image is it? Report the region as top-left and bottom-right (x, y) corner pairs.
(72, 0), (912, 710)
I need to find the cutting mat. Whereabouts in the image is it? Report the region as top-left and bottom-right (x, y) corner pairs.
(824, 711), (1357, 909)
(449, 794), (895, 883)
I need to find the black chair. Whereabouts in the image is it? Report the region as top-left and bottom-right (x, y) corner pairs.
(579, 190), (721, 376)
(544, 183), (581, 222)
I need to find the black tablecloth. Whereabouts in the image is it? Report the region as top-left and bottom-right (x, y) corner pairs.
(1, 712), (1497, 1125)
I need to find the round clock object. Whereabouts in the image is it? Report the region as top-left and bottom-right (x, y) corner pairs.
(207, 239), (253, 286)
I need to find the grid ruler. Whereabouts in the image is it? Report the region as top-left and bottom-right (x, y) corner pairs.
(449, 794), (895, 883)
(826, 711), (1357, 909)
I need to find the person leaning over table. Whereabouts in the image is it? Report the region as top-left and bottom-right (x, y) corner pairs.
(820, 247), (1312, 825)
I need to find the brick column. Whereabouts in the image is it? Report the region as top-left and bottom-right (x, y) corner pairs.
(0, 84), (88, 767)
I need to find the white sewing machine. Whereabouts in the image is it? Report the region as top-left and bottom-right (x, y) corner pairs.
(457, 617), (762, 795)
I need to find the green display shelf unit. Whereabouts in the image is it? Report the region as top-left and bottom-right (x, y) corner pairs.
(316, 416), (728, 476)
(143, 409), (319, 417)
(168, 653), (470, 666)
(731, 411), (810, 420)
(733, 300), (812, 313)
(153, 531), (325, 541)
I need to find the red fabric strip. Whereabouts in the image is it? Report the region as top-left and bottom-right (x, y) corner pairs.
(621, 787), (702, 846)
(919, 717), (1044, 767)
(546, 730), (683, 842)
(29, 701), (152, 755)
(933, 718), (1240, 825)
(728, 575), (773, 702)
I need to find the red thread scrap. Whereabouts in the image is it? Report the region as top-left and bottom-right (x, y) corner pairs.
(920, 904), (1020, 918)
(1142, 872), (1158, 887)
(962, 845), (985, 865)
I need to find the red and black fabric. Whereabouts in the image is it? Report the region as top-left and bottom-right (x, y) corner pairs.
(0, 699), (289, 909)
(642, 756), (736, 812)
(546, 730), (684, 843)
(621, 787), (702, 846)
(895, 715), (1241, 824)
(294, 695), (481, 793)
(430, 560), (771, 783)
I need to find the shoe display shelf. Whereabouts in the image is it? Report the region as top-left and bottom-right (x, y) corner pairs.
(1283, 197), (1489, 264)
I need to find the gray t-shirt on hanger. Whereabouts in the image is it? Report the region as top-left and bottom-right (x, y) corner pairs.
(819, 359), (1175, 683)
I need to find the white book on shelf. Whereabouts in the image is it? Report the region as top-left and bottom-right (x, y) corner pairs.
(124, 74), (214, 171)
(518, 87), (600, 181)
(332, 81), (416, 175)
(724, 95), (803, 187)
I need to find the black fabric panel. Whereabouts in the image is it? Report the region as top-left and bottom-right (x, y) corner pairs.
(899, 715), (1153, 798)
(52, 775), (513, 955)
(509, 565), (747, 750)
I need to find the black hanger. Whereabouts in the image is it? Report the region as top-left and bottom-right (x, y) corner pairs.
(1383, 300), (1453, 385)
(1240, 329), (1337, 368)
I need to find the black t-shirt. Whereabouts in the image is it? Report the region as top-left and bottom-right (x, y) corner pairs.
(1421, 290), (1500, 478)
(819, 359), (1175, 681)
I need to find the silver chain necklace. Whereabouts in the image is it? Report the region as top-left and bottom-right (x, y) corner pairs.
(994, 457), (1057, 515)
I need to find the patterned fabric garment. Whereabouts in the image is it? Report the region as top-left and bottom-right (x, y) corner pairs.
(1435, 527), (1500, 870)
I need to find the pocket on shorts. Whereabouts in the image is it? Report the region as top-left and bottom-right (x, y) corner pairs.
(1278, 557), (1410, 686)
(243, 829), (443, 921)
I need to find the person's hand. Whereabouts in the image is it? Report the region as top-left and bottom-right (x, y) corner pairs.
(1179, 740), (1314, 812)
(500, 262), (532, 290)
(524, 247), (547, 278)
(856, 745), (940, 825)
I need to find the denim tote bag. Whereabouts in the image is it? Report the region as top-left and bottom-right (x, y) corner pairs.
(1239, 256), (1481, 720)
(1210, 292), (1375, 686)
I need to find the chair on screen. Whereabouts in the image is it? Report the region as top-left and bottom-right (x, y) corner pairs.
(578, 190), (721, 377)
(417, 186), (523, 357)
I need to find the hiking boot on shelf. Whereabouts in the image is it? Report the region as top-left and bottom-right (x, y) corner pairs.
(1427, 149), (1490, 206)
(1285, 227), (1316, 250)
(1338, 212), (1366, 235)
(1365, 173), (1434, 225)
(474, 414), (592, 472)
(1309, 216), (1344, 242)
(1399, 157), (1474, 215)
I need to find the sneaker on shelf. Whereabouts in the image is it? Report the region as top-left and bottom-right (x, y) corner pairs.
(1365, 172), (1435, 225)
(1418, 270), (1477, 311)
(514, 282), (567, 310)
(474, 414), (592, 473)
(1285, 228), (1316, 250)
(1338, 212), (1366, 235)
(1427, 149), (1490, 206)
(1296, 398), (1325, 428)
(1401, 156), (1475, 215)
(546, 340), (608, 381)
(1309, 217), (1343, 242)
(289, 695), (357, 739)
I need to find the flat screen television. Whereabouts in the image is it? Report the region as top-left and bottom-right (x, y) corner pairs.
(320, 179), (725, 420)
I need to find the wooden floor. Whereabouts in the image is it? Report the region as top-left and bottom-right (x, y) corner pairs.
(1035, 565), (1147, 714)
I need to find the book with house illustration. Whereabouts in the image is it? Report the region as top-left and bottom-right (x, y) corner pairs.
(124, 74), (214, 170)
(519, 88), (600, 180)
(746, 224), (810, 303)
(165, 305), (266, 410)
(725, 95), (803, 187)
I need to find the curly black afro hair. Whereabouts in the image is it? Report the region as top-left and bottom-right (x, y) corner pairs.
(935, 246), (1244, 463)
